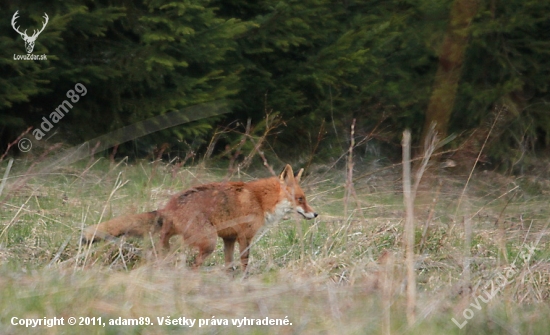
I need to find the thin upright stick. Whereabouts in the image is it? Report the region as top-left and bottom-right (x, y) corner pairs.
(344, 119), (356, 217)
(402, 130), (416, 325)
(463, 214), (472, 295)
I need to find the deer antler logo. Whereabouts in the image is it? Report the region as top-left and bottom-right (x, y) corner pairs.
(11, 10), (49, 54)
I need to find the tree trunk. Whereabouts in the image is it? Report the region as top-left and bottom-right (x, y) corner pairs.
(421, 0), (480, 149)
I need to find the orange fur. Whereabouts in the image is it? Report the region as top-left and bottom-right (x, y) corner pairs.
(82, 211), (162, 242)
(82, 165), (317, 270)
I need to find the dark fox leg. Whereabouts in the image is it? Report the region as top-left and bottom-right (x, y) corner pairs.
(223, 237), (236, 269)
(159, 217), (174, 252)
(238, 236), (252, 272)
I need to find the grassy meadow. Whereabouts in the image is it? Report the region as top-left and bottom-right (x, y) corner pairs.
(0, 155), (549, 334)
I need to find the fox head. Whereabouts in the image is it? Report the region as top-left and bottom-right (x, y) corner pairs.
(279, 165), (318, 220)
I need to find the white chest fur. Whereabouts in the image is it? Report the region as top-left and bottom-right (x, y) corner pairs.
(264, 199), (292, 225)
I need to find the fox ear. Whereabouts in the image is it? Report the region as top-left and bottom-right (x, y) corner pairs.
(294, 168), (304, 183)
(279, 164), (295, 184)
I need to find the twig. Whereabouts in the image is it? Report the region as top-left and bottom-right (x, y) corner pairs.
(344, 119), (356, 217)
(258, 150), (276, 176)
(0, 158), (14, 197)
(203, 129), (221, 161)
(171, 150), (195, 179)
(380, 251), (395, 335)
(463, 213), (472, 295)
(305, 120), (326, 174)
(226, 119), (252, 178)
(238, 113), (282, 172)
(109, 144), (119, 164)
(47, 237), (71, 267)
(0, 126), (32, 162)
(316, 115), (388, 184)
(148, 143), (168, 188)
(402, 130), (416, 325)
(412, 124), (438, 197)
(87, 141), (101, 167)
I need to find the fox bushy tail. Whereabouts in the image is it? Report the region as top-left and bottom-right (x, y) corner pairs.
(82, 211), (162, 243)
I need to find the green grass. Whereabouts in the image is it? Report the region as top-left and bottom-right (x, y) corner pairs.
(0, 157), (549, 334)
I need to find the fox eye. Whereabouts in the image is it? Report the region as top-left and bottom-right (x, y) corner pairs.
(297, 197), (304, 203)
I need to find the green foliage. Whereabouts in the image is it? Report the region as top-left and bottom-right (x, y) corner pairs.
(0, 0), (251, 156)
(450, 0), (550, 168)
(1, 0), (549, 168)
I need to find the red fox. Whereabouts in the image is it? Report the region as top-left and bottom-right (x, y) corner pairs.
(83, 165), (317, 270)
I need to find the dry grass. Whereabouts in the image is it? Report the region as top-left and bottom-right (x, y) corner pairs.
(0, 156), (549, 334)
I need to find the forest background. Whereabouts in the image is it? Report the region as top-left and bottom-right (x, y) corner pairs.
(1, 0), (549, 170)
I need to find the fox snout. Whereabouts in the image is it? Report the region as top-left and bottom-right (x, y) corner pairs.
(297, 206), (318, 219)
